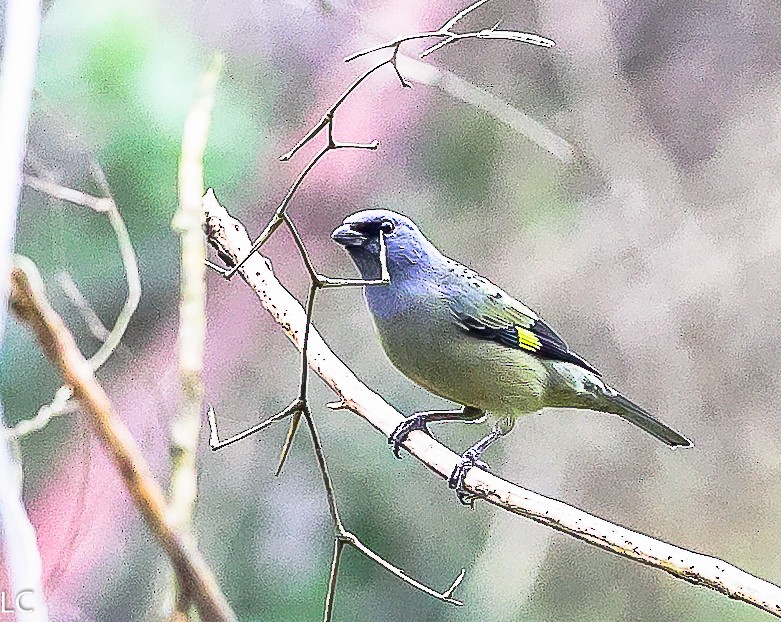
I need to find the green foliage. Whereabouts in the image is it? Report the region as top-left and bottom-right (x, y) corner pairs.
(4, 0), (274, 493)
(423, 105), (501, 207)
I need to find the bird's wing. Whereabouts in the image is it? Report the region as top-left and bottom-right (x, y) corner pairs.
(448, 273), (600, 375)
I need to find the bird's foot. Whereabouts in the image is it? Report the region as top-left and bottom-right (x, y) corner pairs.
(388, 415), (432, 459)
(448, 449), (490, 507)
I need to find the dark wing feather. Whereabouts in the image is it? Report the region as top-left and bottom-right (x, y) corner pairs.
(448, 272), (600, 375)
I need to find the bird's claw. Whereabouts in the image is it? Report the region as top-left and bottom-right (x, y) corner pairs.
(388, 416), (432, 459)
(448, 449), (489, 507)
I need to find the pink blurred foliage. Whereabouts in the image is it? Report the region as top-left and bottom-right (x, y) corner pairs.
(28, 330), (177, 615)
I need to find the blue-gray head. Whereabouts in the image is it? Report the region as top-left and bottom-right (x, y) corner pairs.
(331, 209), (440, 280)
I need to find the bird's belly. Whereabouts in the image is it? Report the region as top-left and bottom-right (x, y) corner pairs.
(375, 316), (548, 416)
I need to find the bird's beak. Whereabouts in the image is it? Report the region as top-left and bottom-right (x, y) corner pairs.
(331, 224), (367, 247)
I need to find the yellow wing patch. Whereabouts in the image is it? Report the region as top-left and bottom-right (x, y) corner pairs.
(516, 326), (541, 351)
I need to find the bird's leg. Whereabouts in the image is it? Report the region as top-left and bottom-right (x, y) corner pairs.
(389, 406), (484, 459)
(449, 416), (514, 506)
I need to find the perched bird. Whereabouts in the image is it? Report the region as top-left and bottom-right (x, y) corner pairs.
(331, 210), (692, 502)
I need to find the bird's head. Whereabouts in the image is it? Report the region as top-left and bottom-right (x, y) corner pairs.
(331, 209), (437, 280)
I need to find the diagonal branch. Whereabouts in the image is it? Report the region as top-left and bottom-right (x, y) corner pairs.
(9, 256), (237, 622)
(56, 272), (112, 341)
(203, 192), (781, 621)
(440, 0), (492, 32)
(394, 52), (576, 164)
(23, 174), (113, 211)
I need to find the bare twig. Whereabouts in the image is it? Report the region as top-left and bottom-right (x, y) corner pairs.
(419, 28), (552, 59)
(208, 400), (302, 451)
(23, 174), (113, 211)
(208, 77), (382, 280)
(441, 0), (492, 31)
(301, 407), (465, 614)
(23, 168), (140, 372)
(204, 195), (781, 620)
(6, 386), (79, 441)
(213, 0), (551, 281)
(0, 0), (48, 616)
(87, 166), (140, 372)
(10, 257), (237, 622)
(270, 223), (389, 477)
(344, 0), (553, 62)
(56, 272), (112, 341)
(167, 52), (222, 619)
(11, 162), (141, 440)
(344, 7), (573, 162)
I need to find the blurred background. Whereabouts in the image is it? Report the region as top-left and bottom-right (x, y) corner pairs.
(2, 0), (781, 620)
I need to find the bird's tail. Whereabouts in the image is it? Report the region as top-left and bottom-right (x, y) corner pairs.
(602, 391), (692, 448)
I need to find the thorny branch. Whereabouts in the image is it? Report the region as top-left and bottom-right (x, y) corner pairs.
(206, 2), (553, 619)
(204, 194), (781, 621)
(206, 191), (464, 615)
(208, 0), (552, 279)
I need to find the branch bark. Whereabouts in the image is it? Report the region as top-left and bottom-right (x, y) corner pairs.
(9, 256), (237, 622)
(203, 190), (781, 620)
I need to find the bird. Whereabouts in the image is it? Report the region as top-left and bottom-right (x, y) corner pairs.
(331, 209), (692, 503)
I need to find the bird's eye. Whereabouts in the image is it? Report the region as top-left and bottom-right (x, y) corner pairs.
(379, 220), (395, 234)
